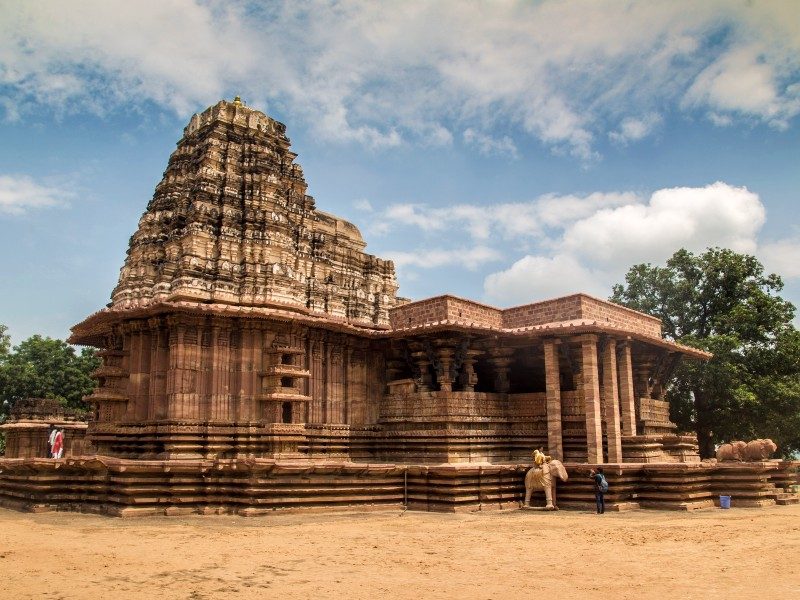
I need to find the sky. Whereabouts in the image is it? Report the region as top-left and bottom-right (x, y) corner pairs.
(1, 0), (799, 345)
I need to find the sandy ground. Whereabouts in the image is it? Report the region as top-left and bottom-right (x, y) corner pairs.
(1, 504), (799, 600)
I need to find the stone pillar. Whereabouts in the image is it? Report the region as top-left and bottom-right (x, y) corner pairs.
(210, 319), (232, 422)
(328, 344), (345, 423)
(238, 323), (260, 422)
(543, 339), (563, 461)
(148, 317), (169, 421)
(166, 322), (186, 420)
(461, 350), (482, 392)
(578, 334), (603, 464)
(434, 346), (456, 392)
(411, 351), (432, 392)
(125, 322), (147, 422)
(308, 333), (325, 423)
(601, 338), (623, 463)
(487, 347), (514, 393)
(617, 340), (637, 436)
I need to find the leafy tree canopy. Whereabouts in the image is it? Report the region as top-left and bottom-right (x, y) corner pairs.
(0, 328), (99, 418)
(611, 248), (800, 458)
(0, 324), (10, 358)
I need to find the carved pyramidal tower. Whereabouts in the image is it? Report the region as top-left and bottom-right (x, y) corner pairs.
(112, 97), (398, 324)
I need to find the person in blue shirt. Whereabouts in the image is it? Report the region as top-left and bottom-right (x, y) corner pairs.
(590, 467), (607, 514)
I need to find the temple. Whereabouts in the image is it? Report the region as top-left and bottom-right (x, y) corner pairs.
(1, 99), (797, 515)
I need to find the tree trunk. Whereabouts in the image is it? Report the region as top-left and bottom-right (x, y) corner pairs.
(693, 389), (715, 458)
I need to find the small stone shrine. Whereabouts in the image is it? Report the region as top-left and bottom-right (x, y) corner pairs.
(0, 398), (90, 459)
(0, 99), (797, 514)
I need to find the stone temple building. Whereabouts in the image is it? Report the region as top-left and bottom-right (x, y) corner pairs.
(1, 99), (796, 515)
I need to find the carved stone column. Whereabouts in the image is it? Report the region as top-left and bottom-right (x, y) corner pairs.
(434, 345), (456, 392)
(307, 331), (325, 424)
(542, 339), (563, 461)
(411, 351), (432, 392)
(487, 347), (514, 393)
(601, 338), (623, 463)
(210, 318), (232, 422)
(166, 319), (186, 420)
(617, 340), (637, 436)
(148, 317), (168, 421)
(461, 349), (482, 392)
(578, 334), (603, 464)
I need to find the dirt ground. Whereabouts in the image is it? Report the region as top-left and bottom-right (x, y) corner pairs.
(1, 504), (798, 600)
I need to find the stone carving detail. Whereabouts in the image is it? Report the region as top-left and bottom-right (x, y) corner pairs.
(111, 99), (398, 325)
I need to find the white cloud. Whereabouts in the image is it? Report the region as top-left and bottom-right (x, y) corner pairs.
(463, 128), (518, 158)
(561, 182), (765, 266)
(609, 113), (663, 145)
(759, 238), (800, 279)
(384, 204), (446, 232)
(0, 175), (71, 215)
(386, 245), (502, 271)
(2, 1), (799, 157)
(534, 192), (639, 229)
(374, 191), (640, 240)
(683, 44), (800, 128)
(485, 254), (607, 305)
(483, 182), (769, 305)
(0, 1), (257, 117)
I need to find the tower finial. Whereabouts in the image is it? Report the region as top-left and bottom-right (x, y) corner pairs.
(233, 95), (242, 105)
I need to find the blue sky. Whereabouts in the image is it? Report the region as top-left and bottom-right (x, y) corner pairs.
(1, 0), (799, 345)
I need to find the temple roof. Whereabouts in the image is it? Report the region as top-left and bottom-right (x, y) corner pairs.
(69, 296), (710, 360)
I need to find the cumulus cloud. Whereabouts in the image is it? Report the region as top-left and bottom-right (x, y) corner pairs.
(333, 183), (779, 299)
(485, 254), (607, 303)
(561, 182), (765, 265)
(0, 175), (72, 215)
(1, 1), (799, 156)
(482, 182), (769, 305)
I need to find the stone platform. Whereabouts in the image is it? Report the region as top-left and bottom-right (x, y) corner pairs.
(0, 457), (796, 516)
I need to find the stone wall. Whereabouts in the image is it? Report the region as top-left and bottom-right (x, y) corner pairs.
(502, 294), (661, 336)
(389, 296), (502, 329)
(577, 296), (662, 337)
(389, 293), (661, 339)
(84, 314), (386, 458)
(1, 422), (90, 459)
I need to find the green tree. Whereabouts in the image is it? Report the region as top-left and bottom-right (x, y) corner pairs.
(0, 332), (100, 418)
(0, 324), (10, 357)
(611, 248), (800, 458)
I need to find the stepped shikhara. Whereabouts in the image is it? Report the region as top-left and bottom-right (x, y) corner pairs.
(1, 99), (797, 516)
(113, 98), (398, 325)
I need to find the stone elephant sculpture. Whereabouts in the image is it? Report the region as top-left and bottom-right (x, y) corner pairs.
(523, 460), (568, 510)
(717, 439), (777, 462)
(716, 440), (747, 462)
(743, 438), (777, 461)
